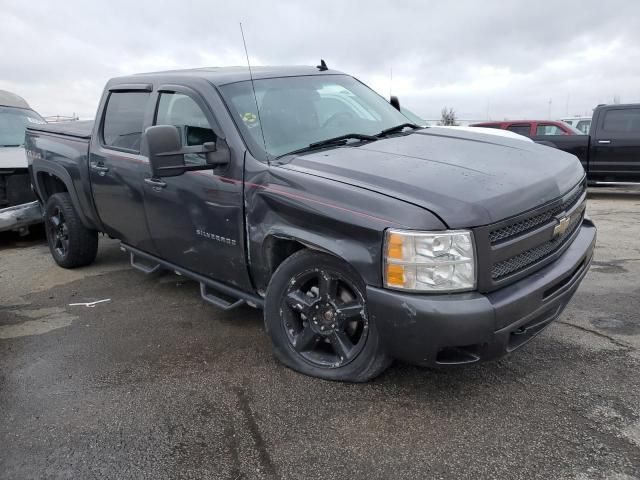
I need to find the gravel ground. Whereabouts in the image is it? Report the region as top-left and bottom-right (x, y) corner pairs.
(1, 188), (639, 480)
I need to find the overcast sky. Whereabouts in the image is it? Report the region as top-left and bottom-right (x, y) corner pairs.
(2, 0), (639, 122)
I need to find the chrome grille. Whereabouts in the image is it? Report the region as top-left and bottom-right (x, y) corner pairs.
(489, 182), (585, 244)
(491, 209), (584, 280)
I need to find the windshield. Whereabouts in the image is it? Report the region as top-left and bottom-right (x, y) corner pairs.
(220, 75), (413, 157)
(400, 107), (428, 127)
(0, 106), (45, 147)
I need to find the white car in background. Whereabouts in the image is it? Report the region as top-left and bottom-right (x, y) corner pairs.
(561, 116), (592, 134)
(400, 107), (534, 142)
(0, 90), (46, 234)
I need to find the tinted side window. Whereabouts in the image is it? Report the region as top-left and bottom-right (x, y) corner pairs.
(506, 124), (531, 136)
(536, 124), (565, 136)
(155, 92), (216, 165)
(602, 108), (640, 134)
(102, 92), (149, 152)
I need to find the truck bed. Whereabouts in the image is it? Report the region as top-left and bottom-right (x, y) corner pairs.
(26, 119), (100, 230)
(27, 120), (94, 139)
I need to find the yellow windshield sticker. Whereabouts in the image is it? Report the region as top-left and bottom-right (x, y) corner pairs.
(242, 112), (257, 124)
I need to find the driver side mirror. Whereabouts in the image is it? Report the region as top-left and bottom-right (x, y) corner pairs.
(144, 125), (185, 178)
(143, 125), (230, 178)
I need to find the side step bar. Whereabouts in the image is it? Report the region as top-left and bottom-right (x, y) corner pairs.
(129, 251), (162, 274)
(121, 243), (264, 311)
(200, 284), (246, 310)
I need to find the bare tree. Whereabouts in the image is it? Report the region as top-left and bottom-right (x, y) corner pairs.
(439, 107), (458, 126)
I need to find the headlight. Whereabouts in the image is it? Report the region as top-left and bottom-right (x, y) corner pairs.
(384, 229), (476, 292)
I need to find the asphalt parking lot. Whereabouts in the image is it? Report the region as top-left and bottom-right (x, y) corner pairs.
(1, 189), (639, 480)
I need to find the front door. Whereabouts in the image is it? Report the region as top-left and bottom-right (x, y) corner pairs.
(142, 87), (252, 290)
(89, 88), (156, 253)
(590, 107), (640, 181)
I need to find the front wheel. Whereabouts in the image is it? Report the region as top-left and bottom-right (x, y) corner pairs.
(44, 192), (98, 268)
(264, 250), (391, 382)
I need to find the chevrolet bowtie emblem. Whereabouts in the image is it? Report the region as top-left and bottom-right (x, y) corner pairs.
(553, 215), (571, 237)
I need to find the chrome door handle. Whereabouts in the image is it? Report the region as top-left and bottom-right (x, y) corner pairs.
(598, 140), (611, 144)
(144, 177), (167, 190)
(90, 162), (109, 175)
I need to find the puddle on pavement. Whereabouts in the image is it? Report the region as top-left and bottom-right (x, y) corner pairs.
(0, 306), (77, 339)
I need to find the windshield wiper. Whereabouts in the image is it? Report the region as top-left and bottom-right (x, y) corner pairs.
(280, 133), (378, 157)
(0, 144), (21, 147)
(376, 123), (421, 138)
(309, 133), (377, 148)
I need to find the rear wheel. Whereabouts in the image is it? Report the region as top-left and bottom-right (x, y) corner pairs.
(44, 193), (98, 268)
(264, 250), (391, 382)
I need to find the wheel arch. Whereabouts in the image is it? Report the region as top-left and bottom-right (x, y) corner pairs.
(255, 227), (381, 293)
(33, 164), (98, 230)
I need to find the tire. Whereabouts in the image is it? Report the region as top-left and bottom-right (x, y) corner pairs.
(44, 192), (98, 268)
(264, 249), (391, 382)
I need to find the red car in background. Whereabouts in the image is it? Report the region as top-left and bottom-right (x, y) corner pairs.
(470, 120), (582, 137)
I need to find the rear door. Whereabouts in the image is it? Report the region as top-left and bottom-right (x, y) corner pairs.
(89, 85), (157, 252)
(590, 107), (640, 181)
(142, 85), (252, 290)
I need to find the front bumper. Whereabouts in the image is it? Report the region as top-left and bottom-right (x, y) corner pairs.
(368, 219), (596, 367)
(0, 201), (42, 233)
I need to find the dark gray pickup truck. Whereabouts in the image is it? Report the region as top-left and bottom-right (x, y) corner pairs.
(26, 65), (596, 381)
(533, 103), (640, 185)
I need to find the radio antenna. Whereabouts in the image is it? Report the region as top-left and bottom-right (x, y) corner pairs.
(239, 22), (268, 164)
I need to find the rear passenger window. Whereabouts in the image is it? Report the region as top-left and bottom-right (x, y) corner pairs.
(506, 124), (531, 136)
(536, 124), (565, 136)
(603, 109), (640, 134)
(102, 92), (150, 152)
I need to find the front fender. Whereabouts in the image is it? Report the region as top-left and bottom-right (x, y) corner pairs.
(245, 161), (446, 291)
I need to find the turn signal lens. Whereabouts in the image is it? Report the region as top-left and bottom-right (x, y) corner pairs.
(385, 264), (406, 287)
(386, 232), (405, 260)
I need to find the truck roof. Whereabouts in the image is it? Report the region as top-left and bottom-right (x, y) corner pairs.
(594, 103), (640, 109)
(124, 65), (345, 86)
(0, 90), (31, 109)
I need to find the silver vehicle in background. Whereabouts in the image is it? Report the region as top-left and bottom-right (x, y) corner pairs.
(0, 90), (45, 234)
(561, 116), (592, 134)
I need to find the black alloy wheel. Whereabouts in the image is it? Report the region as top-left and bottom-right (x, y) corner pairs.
(44, 192), (98, 268)
(281, 267), (369, 368)
(47, 205), (69, 259)
(264, 250), (391, 381)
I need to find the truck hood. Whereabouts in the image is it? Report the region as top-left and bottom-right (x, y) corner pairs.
(279, 127), (585, 228)
(0, 146), (28, 169)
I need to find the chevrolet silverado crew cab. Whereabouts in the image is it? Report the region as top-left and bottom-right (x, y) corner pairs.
(0, 90), (45, 234)
(26, 66), (596, 381)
